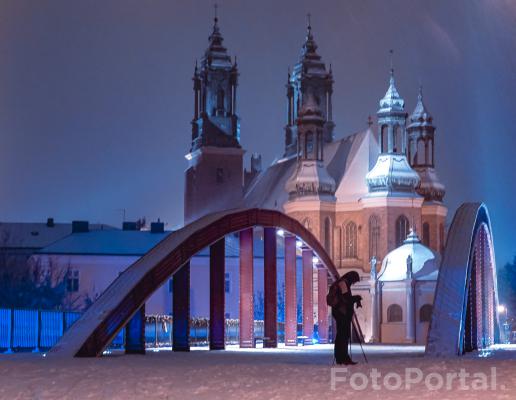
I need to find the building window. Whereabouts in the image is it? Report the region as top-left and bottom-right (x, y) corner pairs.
(225, 272), (231, 294)
(419, 304), (433, 322)
(302, 218), (312, 232)
(324, 217), (332, 256)
(395, 215), (410, 248)
(422, 222), (430, 247)
(439, 223), (445, 253)
(66, 270), (79, 293)
(387, 304), (403, 322)
(369, 215), (380, 261)
(344, 221), (358, 259)
(417, 139), (425, 166)
(216, 168), (224, 184)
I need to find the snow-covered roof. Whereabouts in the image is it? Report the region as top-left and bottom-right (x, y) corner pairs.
(378, 71), (405, 114)
(37, 230), (171, 256)
(365, 154), (421, 196)
(0, 222), (115, 250)
(245, 128), (377, 208)
(378, 230), (440, 281)
(37, 229), (296, 259)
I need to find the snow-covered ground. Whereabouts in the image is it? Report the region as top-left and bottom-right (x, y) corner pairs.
(0, 344), (515, 399)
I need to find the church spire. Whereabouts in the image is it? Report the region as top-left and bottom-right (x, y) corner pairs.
(377, 51), (407, 154)
(300, 13), (320, 61)
(366, 51), (420, 196)
(407, 86), (445, 203)
(409, 85), (432, 125)
(190, 7), (240, 152)
(284, 15), (334, 158)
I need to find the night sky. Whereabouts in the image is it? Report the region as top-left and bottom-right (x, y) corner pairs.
(0, 1), (515, 265)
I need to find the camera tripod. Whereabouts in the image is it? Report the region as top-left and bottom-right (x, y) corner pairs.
(350, 312), (368, 363)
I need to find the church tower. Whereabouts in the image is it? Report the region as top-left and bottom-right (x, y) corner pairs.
(283, 92), (336, 259)
(284, 17), (334, 158)
(184, 11), (244, 224)
(407, 87), (447, 252)
(362, 64), (423, 270)
(285, 93), (336, 200)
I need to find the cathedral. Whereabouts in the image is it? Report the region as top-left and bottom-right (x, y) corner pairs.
(184, 15), (447, 343)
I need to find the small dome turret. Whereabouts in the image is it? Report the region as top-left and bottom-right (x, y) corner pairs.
(378, 229), (440, 281)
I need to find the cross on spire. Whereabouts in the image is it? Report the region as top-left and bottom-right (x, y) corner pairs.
(307, 13), (311, 29)
(389, 49), (394, 75)
(214, 3), (218, 20)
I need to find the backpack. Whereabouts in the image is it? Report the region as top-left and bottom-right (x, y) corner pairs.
(326, 282), (340, 307)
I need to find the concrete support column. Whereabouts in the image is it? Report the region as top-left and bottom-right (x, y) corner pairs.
(239, 228), (254, 348)
(302, 248), (314, 345)
(317, 267), (329, 344)
(125, 304), (145, 354)
(284, 235), (297, 346)
(210, 238), (225, 350)
(173, 262), (190, 352)
(263, 227), (277, 348)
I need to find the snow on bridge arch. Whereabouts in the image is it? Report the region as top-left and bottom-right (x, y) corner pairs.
(49, 208), (339, 358)
(426, 203), (501, 356)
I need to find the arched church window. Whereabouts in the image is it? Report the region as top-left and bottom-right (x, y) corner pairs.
(217, 88), (225, 113)
(381, 125), (388, 153)
(305, 132), (315, 159)
(324, 217), (332, 256)
(387, 304), (403, 322)
(422, 222), (430, 247)
(417, 139), (425, 166)
(429, 138), (434, 166)
(393, 125), (403, 153)
(302, 218), (312, 232)
(344, 221), (358, 259)
(439, 223), (445, 253)
(369, 215), (380, 261)
(395, 215), (410, 248)
(419, 304), (433, 322)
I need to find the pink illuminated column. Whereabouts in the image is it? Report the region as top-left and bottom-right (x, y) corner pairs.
(302, 248), (314, 345)
(284, 235), (297, 346)
(239, 228), (254, 348)
(263, 227), (277, 348)
(317, 266), (329, 344)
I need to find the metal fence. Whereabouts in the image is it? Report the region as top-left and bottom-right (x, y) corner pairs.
(0, 308), (82, 353)
(0, 309), (300, 353)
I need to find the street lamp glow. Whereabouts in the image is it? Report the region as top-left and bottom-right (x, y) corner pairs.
(276, 229), (285, 237)
(498, 305), (506, 314)
(312, 256), (320, 264)
(296, 240), (303, 248)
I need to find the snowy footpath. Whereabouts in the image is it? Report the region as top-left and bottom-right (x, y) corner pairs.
(0, 344), (515, 400)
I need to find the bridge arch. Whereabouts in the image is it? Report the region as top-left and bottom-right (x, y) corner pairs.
(426, 203), (501, 356)
(50, 208), (339, 357)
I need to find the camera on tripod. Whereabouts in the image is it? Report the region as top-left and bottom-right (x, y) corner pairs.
(353, 295), (363, 309)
